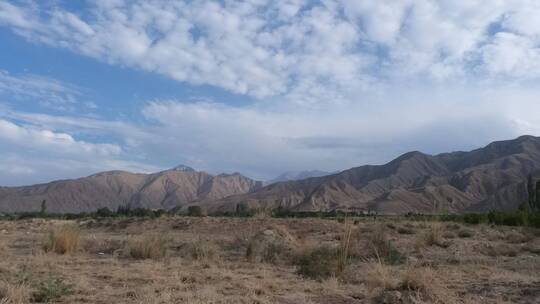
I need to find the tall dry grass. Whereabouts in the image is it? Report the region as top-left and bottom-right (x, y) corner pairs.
(128, 234), (168, 260)
(337, 218), (354, 274)
(0, 281), (31, 304)
(42, 224), (81, 254)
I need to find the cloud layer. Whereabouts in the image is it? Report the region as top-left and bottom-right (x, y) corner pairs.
(2, 1), (540, 103)
(0, 1), (540, 185)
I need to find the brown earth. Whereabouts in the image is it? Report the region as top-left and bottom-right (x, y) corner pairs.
(0, 216), (539, 303)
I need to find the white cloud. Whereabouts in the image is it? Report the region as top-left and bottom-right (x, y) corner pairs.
(0, 118), (160, 186)
(0, 118), (121, 156)
(1, 1), (540, 185)
(0, 71), (93, 110)
(2, 0), (539, 101)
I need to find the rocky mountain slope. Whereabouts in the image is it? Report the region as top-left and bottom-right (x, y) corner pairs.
(2, 136), (540, 214)
(209, 135), (540, 213)
(0, 167), (262, 213)
(265, 170), (334, 185)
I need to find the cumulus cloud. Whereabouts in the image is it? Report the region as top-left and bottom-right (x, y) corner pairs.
(11, 84), (528, 180)
(0, 117), (160, 186)
(3, 1), (540, 104)
(1, 1), (540, 185)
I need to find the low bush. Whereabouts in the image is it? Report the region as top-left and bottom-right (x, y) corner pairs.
(480, 243), (518, 257)
(505, 230), (531, 244)
(397, 227), (415, 235)
(187, 206), (205, 217)
(42, 224), (80, 254)
(32, 276), (72, 303)
(367, 226), (404, 265)
(295, 246), (339, 280)
(457, 229), (474, 238)
(245, 227), (296, 264)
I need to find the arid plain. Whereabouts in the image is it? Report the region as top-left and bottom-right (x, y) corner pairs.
(0, 216), (539, 304)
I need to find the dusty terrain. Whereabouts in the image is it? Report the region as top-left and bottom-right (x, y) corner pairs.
(0, 216), (539, 303)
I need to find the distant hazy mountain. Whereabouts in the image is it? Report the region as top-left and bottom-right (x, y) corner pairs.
(0, 166), (262, 213)
(208, 135), (540, 214)
(265, 170), (334, 185)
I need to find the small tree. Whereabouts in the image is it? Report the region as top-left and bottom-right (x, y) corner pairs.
(40, 200), (47, 217)
(235, 203), (253, 217)
(187, 206), (205, 217)
(535, 180), (540, 211)
(96, 207), (113, 217)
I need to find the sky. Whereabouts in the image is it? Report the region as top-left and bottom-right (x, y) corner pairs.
(0, 0), (540, 186)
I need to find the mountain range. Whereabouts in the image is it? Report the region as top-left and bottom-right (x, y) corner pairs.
(206, 135), (540, 214)
(0, 168), (262, 213)
(1, 135), (540, 214)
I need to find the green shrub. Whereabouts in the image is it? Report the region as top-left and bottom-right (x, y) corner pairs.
(397, 227), (415, 235)
(33, 276), (72, 303)
(295, 246), (339, 280)
(95, 207), (113, 217)
(463, 213), (485, 225)
(187, 206), (205, 217)
(235, 203), (254, 217)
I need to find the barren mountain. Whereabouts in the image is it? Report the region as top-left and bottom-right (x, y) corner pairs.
(265, 170), (334, 185)
(208, 135), (540, 213)
(0, 167), (262, 213)
(2, 136), (540, 214)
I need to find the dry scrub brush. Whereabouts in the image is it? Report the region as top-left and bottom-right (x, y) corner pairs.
(189, 238), (219, 262)
(42, 224), (80, 254)
(367, 262), (456, 304)
(416, 223), (448, 250)
(127, 233), (168, 260)
(366, 225), (404, 265)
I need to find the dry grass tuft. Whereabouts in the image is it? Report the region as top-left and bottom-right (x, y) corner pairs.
(505, 230), (531, 244)
(417, 224), (448, 249)
(189, 238), (218, 262)
(479, 243), (518, 257)
(245, 225), (297, 264)
(398, 267), (455, 304)
(366, 225), (404, 265)
(365, 260), (398, 292)
(367, 264), (456, 304)
(42, 224), (80, 254)
(457, 229), (474, 238)
(128, 234), (168, 260)
(0, 281), (31, 304)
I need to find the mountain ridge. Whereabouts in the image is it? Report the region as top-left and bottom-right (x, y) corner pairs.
(204, 135), (540, 214)
(1, 135), (539, 214)
(0, 168), (262, 213)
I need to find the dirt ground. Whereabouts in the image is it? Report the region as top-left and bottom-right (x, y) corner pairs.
(0, 216), (539, 303)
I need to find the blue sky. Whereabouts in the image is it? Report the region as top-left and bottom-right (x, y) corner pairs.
(0, 0), (539, 186)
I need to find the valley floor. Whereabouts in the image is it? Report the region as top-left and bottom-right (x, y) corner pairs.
(0, 216), (539, 303)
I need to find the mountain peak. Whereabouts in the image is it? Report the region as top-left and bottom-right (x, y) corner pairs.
(171, 165), (196, 172)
